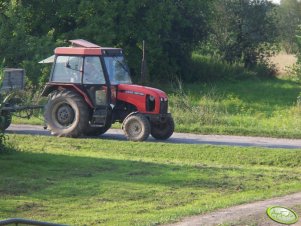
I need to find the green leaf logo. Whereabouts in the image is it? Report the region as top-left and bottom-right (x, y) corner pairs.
(267, 206), (299, 225)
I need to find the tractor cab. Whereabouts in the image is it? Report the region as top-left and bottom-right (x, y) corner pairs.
(41, 39), (174, 141)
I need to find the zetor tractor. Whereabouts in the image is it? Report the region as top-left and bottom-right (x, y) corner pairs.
(41, 39), (174, 141)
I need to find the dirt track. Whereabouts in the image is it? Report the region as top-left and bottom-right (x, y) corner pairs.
(6, 124), (301, 149)
(165, 192), (301, 226)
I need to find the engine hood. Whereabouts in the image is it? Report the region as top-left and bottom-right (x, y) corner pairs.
(117, 84), (168, 99)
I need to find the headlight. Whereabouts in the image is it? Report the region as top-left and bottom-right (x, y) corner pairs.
(149, 95), (155, 101)
(146, 95), (156, 112)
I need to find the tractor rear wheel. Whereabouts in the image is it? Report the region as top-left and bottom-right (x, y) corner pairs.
(151, 116), (174, 140)
(122, 114), (150, 141)
(84, 123), (111, 136)
(44, 90), (89, 137)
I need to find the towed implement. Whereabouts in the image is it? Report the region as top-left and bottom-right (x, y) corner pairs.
(0, 69), (43, 131)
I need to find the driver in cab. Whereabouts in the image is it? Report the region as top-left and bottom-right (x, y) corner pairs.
(83, 57), (105, 84)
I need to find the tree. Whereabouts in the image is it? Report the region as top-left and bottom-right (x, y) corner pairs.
(277, 0), (301, 53)
(209, 0), (278, 68)
(73, 0), (211, 81)
(290, 25), (301, 80)
(0, 0), (212, 86)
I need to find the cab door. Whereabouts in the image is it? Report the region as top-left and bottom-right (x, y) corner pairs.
(82, 56), (111, 126)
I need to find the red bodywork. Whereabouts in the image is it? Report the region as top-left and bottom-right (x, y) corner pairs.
(117, 84), (167, 114)
(42, 39), (169, 119)
(42, 82), (168, 115)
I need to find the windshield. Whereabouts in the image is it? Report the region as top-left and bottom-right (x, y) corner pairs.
(104, 56), (132, 85)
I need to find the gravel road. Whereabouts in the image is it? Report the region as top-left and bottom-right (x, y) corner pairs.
(6, 124), (301, 149)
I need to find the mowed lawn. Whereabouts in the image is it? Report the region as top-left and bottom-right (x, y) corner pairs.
(0, 135), (301, 225)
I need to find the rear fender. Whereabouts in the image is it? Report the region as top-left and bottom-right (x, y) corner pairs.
(42, 83), (94, 108)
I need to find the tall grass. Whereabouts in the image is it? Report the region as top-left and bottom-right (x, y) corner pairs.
(187, 53), (275, 83)
(169, 82), (226, 127)
(168, 78), (301, 138)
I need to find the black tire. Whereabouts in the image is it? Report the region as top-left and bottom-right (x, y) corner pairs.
(44, 90), (89, 137)
(151, 116), (174, 140)
(122, 114), (150, 141)
(84, 123), (111, 136)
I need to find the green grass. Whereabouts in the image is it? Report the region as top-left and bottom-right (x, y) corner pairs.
(11, 76), (301, 138)
(168, 77), (301, 138)
(12, 115), (44, 125)
(0, 134), (301, 225)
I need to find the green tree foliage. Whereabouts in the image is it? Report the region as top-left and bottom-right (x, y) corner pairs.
(296, 25), (301, 55)
(0, 0), (283, 84)
(277, 0), (301, 53)
(290, 25), (301, 80)
(209, 0), (278, 68)
(0, 0), (211, 85)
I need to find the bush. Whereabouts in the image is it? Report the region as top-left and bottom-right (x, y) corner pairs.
(0, 132), (16, 153)
(0, 132), (7, 152)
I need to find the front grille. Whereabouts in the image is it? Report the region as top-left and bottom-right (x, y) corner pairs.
(160, 100), (168, 114)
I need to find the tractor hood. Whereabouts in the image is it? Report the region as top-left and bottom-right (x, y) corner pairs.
(117, 84), (168, 99)
(116, 84), (168, 114)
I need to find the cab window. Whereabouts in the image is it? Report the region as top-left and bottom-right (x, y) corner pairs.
(52, 56), (83, 83)
(83, 57), (106, 84)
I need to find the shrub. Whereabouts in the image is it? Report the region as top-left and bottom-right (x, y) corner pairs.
(0, 131), (7, 152)
(0, 131), (16, 153)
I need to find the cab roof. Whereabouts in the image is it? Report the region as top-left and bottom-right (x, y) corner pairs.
(54, 39), (122, 56)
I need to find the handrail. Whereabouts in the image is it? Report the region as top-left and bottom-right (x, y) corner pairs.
(0, 218), (68, 226)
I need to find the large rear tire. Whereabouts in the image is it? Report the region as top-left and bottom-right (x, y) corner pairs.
(84, 123), (111, 136)
(122, 114), (150, 141)
(44, 90), (89, 137)
(151, 116), (174, 140)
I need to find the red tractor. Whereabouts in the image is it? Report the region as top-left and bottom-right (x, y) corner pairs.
(41, 39), (174, 141)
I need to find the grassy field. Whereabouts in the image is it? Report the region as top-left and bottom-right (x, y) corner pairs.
(169, 77), (301, 138)
(0, 134), (300, 225)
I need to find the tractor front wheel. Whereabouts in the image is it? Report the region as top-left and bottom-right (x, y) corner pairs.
(44, 90), (89, 137)
(122, 114), (150, 141)
(151, 116), (174, 140)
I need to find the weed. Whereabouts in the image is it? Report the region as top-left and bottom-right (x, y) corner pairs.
(169, 80), (226, 127)
(0, 133), (15, 153)
(0, 132), (6, 151)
